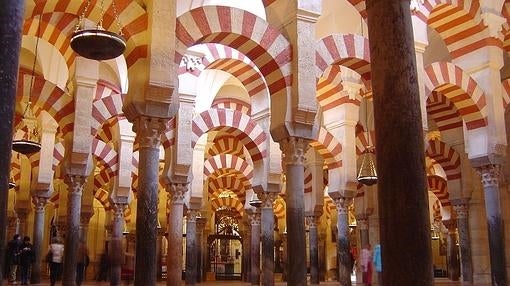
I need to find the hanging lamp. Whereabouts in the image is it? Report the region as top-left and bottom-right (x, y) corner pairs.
(71, 0), (126, 60)
(249, 191), (262, 208)
(357, 97), (378, 186)
(12, 14), (42, 155)
(8, 174), (16, 189)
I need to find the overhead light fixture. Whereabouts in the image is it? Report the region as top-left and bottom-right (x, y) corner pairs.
(9, 175), (16, 189)
(13, 13), (42, 155)
(71, 0), (126, 61)
(357, 97), (378, 186)
(249, 192), (262, 208)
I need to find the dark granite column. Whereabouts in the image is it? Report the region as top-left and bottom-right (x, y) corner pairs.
(62, 175), (87, 286)
(242, 226), (252, 282)
(452, 199), (473, 284)
(365, 0), (433, 285)
(196, 217), (206, 283)
(185, 210), (198, 285)
(335, 197), (353, 286)
(279, 137), (309, 286)
(111, 203), (127, 286)
(249, 211), (261, 285)
(133, 116), (166, 286)
(0, 2), (24, 281)
(306, 213), (320, 285)
(260, 193), (277, 286)
(281, 232), (287, 282)
(476, 165), (507, 285)
(166, 183), (187, 286)
(30, 197), (47, 284)
(443, 219), (460, 281)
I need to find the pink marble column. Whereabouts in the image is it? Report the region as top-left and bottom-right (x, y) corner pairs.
(476, 165), (507, 285)
(366, 0), (433, 284)
(166, 183), (187, 286)
(279, 137), (309, 286)
(334, 197), (353, 286)
(62, 175), (87, 286)
(452, 199), (473, 284)
(30, 197), (47, 284)
(133, 116), (166, 286)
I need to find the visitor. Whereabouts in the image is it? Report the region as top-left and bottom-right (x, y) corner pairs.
(360, 244), (372, 286)
(18, 236), (35, 285)
(46, 236), (64, 286)
(372, 244), (382, 285)
(76, 240), (89, 286)
(6, 234), (22, 283)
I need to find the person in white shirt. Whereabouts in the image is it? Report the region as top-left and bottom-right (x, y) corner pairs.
(360, 244), (372, 286)
(46, 236), (64, 286)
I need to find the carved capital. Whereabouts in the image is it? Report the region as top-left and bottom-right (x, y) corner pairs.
(452, 200), (469, 219)
(181, 54), (203, 72)
(167, 183), (188, 204)
(64, 174), (87, 193)
(442, 219), (457, 233)
(133, 116), (166, 149)
(16, 209), (29, 221)
(197, 217), (207, 230)
(356, 213), (370, 230)
(476, 164), (501, 188)
(248, 212), (261, 226)
(305, 215), (320, 228)
(187, 209), (199, 223)
(280, 137), (310, 166)
(334, 197), (353, 215)
(32, 197), (48, 212)
(259, 192), (278, 209)
(113, 203), (128, 220)
(481, 13), (505, 40)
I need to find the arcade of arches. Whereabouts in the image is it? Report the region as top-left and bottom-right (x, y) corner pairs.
(1, 0), (510, 286)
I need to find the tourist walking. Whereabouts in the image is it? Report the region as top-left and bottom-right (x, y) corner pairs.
(18, 236), (35, 285)
(6, 234), (22, 283)
(46, 236), (64, 286)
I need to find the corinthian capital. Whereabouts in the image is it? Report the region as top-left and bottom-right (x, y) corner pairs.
(167, 183), (188, 204)
(334, 197), (353, 215)
(64, 175), (87, 193)
(259, 192), (278, 209)
(32, 196), (48, 212)
(133, 116), (166, 149)
(280, 137), (310, 166)
(476, 164), (501, 188)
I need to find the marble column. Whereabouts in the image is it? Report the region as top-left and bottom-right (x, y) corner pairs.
(79, 211), (93, 242)
(476, 165), (507, 285)
(62, 175), (87, 286)
(335, 197), (353, 286)
(366, 0), (433, 285)
(30, 197), (47, 284)
(319, 232), (326, 281)
(249, 211), (261, 285)
(196, 217), (206, 283)
(443, 219), (460, 281)
(279, 137), (309, 286)
(166, 183), (187, 286)
(133, 116), (166, 286)
(452, 199), (473, 284)
(260, 193), (277, 286)
(306, 213), (320, 285)
(15, 209), (29, 237)
(281, 233), (287, 282)
(111, 203), (127, 286)
(242, 226), (252, 282)
(185, 210), (198, 285)
(0, 2), (24, 281)
(356, 214), (370, 249)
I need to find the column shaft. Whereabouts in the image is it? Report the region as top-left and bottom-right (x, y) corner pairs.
(280, 137), (309, 286)
(478, 165), (507, 285)
(453, 201), (473, 284)
(366, 1), (433, 285)
(261, 194), (276, 286)
(111, 204), (126, 286)
(335, 198), (352, 286)
(133, 117), (165, 286)
(308, 216), (319, 285)
(243, 228), (252, 282)
(31, 197), (47, 284)
(250, 212), (261, 285)
(167, 184), (187, 286)
(0, 2), (24, 280)
(196, 218), (206, 283)
(63, 175), (86, 286)
(185, 210), (198, 285)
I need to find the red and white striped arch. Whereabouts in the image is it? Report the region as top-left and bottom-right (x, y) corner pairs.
(91, 81), (124, 136)
(316, 34), (371, 81)
(17, 72), (74, 137)
(316, 65), (362, 112)
(310, 127), (343, 170)
(426, 139), (461, 180)
(192, 109), (267, 162)
(175, 6), (291, 104)
(207, 135), (246, 159)
(323, 194), (336, 219)
(208, 175), (248, 203)
(428, 175), (451, 207)
(52, 141), (66, 179)
(162, 117), (176, 150)
(355, 130), (376, 155)
(93, 169), (113, 211)
(344, 0), (368, 19)
(304, 167), (313, 194)
(427, 91), (463, 131)
(424, 62), (487, 130)
(131, 153), (139, 193)
(432, 198), (442, 221)
(210, 196), (244, 217)
(211, 98), (251, 115)
(92, 138), (118, 178)
(95, 117), (120, 144)
(502, 78), (510, 109)
(418, 1), (495, 59)
(203, 154), (253, 180)
(10, 160), (21, 189)
(503, 3), (510, 53)
(26, 1), (149, 68)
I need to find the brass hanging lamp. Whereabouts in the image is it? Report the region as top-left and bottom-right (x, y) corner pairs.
(8, 174), (16, 189)
(357, 97), (378, 186)
(12, 14), (42, 155)
(71, 0), (126, 60)
(249, 191), (262, 208)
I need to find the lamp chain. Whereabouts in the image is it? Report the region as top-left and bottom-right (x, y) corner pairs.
(98, 0), (105, 29)
(111, 0), (124, 35)
(24, 12), (43, 118)
(74, 0), (91, 32)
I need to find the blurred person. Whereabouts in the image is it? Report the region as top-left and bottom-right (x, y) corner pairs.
(46, 236), (64, 286)
(18, 236), (35, 285)
(6, 234), (22, 283)
(76, 240), (89, 286)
